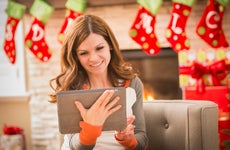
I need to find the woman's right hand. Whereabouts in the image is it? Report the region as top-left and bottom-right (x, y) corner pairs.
(75, 90), (121, 126)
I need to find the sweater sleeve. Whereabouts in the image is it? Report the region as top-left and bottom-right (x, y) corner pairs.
(62, 134), (94, 150)
(68, 134), (95, 150)
(130, 77), (149, 150)
(66, 121), (102, 150)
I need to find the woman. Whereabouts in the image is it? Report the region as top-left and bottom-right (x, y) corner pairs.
(50, 14), (148, 150)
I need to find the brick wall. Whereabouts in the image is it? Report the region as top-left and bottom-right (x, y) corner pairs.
(24, 2), (230, 149)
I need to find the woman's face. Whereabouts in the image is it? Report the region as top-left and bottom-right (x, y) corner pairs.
(76, 33), (111, 77)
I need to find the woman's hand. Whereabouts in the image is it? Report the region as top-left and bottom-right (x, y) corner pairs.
(75, 90), (121, 126)
(115, 115), (136, 141)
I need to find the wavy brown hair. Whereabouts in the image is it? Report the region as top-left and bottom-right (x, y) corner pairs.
(49, 15), (138, 103)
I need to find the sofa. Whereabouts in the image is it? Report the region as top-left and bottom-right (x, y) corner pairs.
(144, 100), (219, 150)
(59, 100), (219, 150)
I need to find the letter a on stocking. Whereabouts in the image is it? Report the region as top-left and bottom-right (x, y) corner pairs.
(25, 0), (54, 62)
(129, 0), (163, 55)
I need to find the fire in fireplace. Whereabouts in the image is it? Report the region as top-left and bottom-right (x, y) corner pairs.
(122, 48), (182, 100)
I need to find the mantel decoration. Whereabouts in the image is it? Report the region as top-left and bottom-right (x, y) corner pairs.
(196, 0), (229, 48)
(129, 0), (229, 55)
(57, 0), (87, 43)
(2, 0), (230, 64)
(3, 0), (26, 64)
(24, 0), (54, 62)
(165, 0), (196, 52)
(129, 0), (162, 55)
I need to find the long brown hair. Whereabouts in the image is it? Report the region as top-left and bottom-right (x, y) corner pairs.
(49, 14), (138, 103)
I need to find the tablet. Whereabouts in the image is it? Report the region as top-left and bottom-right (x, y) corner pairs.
(56, 87), (127, 134)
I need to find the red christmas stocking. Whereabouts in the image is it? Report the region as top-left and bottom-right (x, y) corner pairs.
(25, 0), (54, 62)
(58, 0), (87, 43)
(196, 0), (229, 48)
(165, 1), (195, 52)
(3, 1), (26, 64)
(129, 0), (162, 55)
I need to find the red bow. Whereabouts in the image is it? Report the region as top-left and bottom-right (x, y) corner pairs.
(3, 124), (23, 135)
(190, 62), (206, 93)
(180, 60), (230, 93)
(207, 60), (228, 85)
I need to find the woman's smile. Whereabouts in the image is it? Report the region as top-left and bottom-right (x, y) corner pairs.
(90, 60), (103, 67)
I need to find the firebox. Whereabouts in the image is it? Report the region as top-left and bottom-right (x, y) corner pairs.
(122, 48), (182, 100)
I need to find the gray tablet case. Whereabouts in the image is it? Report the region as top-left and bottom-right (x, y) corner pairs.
(56, 87), (127, 134)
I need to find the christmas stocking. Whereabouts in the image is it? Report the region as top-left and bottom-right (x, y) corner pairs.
(196, 0), (229, 48)
(58, 0), (87, 43)
(129, 0), (163, 55)
(3, 1), (26, 64)
(25, 0), (54, 62)
(165, 0), (196, 52)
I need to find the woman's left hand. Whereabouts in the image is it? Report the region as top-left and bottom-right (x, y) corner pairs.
(115, 115), (136, 141)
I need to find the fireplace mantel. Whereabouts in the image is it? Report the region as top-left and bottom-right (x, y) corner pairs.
(122, 48), (177, 60)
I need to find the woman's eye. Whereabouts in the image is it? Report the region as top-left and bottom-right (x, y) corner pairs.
(79, 52), (87, 55)
(96, 46), (104, 51)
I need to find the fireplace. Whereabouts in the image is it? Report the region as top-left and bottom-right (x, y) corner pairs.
(122, 48), (182, 100)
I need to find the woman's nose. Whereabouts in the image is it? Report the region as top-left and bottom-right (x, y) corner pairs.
(89, 52), (98, 61)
